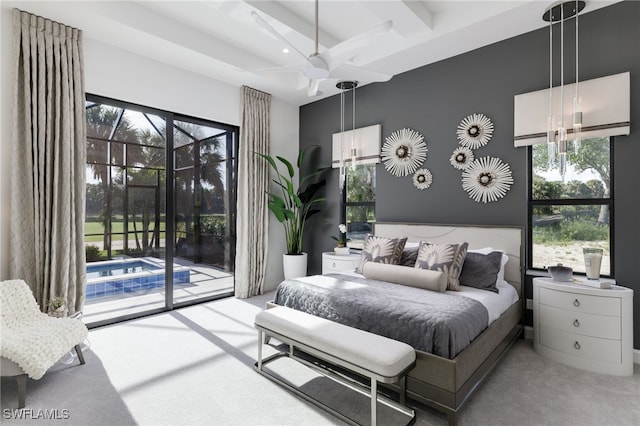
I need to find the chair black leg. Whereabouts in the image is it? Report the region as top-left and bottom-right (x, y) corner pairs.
(16, 374), (27, 408)
(74, 345), (85, 365)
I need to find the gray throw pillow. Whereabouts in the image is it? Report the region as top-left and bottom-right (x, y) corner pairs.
(399, 245), (419, 267)
(414, 241), (469, 291)
(459, 251), (503, 293)
(357, 235), (407, 273)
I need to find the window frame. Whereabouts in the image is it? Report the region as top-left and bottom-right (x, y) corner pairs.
(527, 138), (615, 277)
(341, 164), (376, 250)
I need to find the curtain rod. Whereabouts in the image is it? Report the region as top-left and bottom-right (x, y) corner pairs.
(14, 8), (81, 32)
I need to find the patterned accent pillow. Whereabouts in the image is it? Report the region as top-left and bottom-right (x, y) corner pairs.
(414, 241), (469, 291)
(357, 235), (407, 273)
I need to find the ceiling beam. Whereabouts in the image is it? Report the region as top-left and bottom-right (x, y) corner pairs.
(401, 0), (434, 30)
(246, 0), (340, 49)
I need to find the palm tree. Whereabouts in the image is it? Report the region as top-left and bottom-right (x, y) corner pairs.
(86, 103), (229, 264)
(85, 103), (137, 256)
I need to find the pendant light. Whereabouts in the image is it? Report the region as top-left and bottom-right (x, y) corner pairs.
(543, 0), (585, 178)
(572, 0), (582, 153)
(337, 80), (358, 190)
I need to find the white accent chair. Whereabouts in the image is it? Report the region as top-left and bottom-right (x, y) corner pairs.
(0, 280), (88, 408)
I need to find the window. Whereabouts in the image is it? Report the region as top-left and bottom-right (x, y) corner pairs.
(529, 137), (613, 276)
(344, 164), (376, 249)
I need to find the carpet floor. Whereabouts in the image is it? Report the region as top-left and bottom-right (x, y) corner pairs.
(1, 291), (638, 425)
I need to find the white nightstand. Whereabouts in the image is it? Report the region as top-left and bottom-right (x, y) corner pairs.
(322, 252), (361, 274)
(533, 277), (634, 376)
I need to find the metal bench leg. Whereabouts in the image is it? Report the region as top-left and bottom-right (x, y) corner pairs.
(371, 378), (377, 426)
(399, 376), (406, 405)
(74, 345), (85, 365)
(257, 330), (263, 371)
(16, 374), (27, 408)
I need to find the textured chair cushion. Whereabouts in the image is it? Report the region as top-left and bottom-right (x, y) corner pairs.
(0, 280), (88, 379)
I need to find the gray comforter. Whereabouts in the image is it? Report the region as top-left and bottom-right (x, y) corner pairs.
(274, 273), (489, 359)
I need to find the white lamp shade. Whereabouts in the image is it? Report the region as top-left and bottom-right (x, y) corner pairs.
(514, 72), (630, 147)
(332, 124), (381, 168)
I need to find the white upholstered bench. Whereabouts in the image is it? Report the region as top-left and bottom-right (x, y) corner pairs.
(254, 306), (416, 426)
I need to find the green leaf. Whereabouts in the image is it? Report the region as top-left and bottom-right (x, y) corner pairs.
(276, 156), (295, 178)
(298, 179), (326, 204)
(254, 152), (278, 172)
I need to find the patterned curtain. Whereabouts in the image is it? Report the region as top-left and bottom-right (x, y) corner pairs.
(9, 9), (87, 314)
(235, 86), (271, 298)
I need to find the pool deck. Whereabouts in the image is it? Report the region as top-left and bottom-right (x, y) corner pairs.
(83, 257), (234, 325)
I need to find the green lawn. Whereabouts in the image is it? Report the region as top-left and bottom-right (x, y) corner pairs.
(84, 221), (165, 242)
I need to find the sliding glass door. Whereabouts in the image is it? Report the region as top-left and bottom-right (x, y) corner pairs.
(172, 117), (236, 305)
(84, 95), (236, 326)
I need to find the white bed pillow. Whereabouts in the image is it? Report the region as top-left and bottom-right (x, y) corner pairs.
(467, 247), (509, 282)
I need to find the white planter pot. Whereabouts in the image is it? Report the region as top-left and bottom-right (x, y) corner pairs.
(334, 247), (351, 256)
(283, 253), (308, 280)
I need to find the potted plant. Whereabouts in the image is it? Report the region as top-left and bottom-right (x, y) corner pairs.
(256, 145), (328, 279)
(331, 224), (351, 255)
(48, 296), (68, 318)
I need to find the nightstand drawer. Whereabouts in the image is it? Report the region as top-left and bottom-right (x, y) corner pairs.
(539, 326), (621, 363)
(539, 287), (620, 316)
(323, 258), (357, 273)
(539, 304), (620, 339)
(322, 252), (361, 274)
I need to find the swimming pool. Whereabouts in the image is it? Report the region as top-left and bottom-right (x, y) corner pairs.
(86, 259), (190, 300)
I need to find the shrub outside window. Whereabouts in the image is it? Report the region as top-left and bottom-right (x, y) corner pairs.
(344, 164), (375, 249)
(529, 137), (612, 275)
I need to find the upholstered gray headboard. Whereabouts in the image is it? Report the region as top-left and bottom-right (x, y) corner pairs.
(374, 222), (524, 298)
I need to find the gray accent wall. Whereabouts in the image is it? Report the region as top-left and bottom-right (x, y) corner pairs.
(299, 1), (640, 349)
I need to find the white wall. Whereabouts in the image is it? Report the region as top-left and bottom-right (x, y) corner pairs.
(0, 6), (298, 291)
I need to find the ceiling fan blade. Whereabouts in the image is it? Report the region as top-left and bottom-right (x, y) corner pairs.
(321, 20), (393, 70)
(329, 63), (392, 83)
(307, 78), (322, 97)
(236, 63), (305, 73)
(251, 11), (314, 67)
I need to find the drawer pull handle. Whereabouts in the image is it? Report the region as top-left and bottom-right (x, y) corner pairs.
(573, 319), (580, 327)
(574, 341), (581, 350)
(332, 262), (336, 268)
(573, 299), (580, 307)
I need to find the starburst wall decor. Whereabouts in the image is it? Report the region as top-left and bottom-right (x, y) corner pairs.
(457, 113), (494, 149)
(412, 169), (433, 190)
(449, 147), (474, 170)
(461, 156), (514, 203)
(381, 128), (427, 177)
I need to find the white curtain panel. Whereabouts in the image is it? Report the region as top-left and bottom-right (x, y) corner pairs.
(235, 86), (271, 298)
(9, 10), (87, 314)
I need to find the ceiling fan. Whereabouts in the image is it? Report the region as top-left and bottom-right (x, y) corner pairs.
(250, 0), (393, 96)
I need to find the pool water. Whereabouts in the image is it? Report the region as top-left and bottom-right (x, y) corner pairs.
(86, 259), (190, 300)
(86, 260), (159, 280)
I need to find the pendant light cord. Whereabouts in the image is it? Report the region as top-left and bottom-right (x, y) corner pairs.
(575, 0), (579, 103)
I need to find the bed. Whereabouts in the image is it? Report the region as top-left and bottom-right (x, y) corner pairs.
(269, 222), (524, 424)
